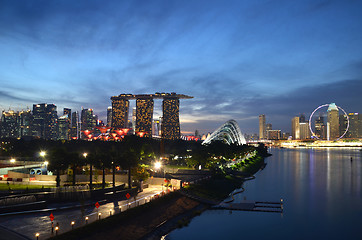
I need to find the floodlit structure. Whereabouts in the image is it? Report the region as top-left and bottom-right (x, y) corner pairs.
(202, 120), (246, 145)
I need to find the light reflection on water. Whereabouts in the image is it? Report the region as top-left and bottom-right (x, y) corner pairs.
(166, 148), (362, 240)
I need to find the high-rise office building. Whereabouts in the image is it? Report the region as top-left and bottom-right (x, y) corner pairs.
(315, 115), (325, 139)
(111, 96), (129, 129)
(19, 110), (32, 137)
(162, 97), (180, 140)
(259, 115), (266, 140)
(268, 130), (281, 140)
(58, 114), (70, 140)
(32, 103), (58, 140)
(136, 97), (154, 137)
(339, 114), (348, 138)
(32, 104), (46, 138)
(347, 113), (361, 138)
(107, 106), (112, 127)
(81, 108), (96, 138)
(63, 108), (71, 118)
(327, 103), (339, 140)
(299, 122), (310, 140)
(292, 116), (300, 140)
(70, 111), (79, 139)
(0, 110), (19, 138)
(45, 104), (58, 140)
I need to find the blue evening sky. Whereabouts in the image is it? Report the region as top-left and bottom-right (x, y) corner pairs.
(0, 0), (361, 135)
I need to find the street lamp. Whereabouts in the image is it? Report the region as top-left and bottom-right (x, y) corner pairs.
(10, 158), (16, 164)
(40, 151), (46, 157)
(71, 221), (75, 229)
(154, 161), (162, 170)
(35, 233), (39, 240)
(83, 152), (88, 158)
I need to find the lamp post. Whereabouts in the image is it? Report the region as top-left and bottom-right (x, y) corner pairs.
(35, 233), (39, 240)
(154, 161), (164, 192)
(83, 152), (92, 191)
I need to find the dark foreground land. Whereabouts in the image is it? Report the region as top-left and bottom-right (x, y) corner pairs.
(49, 192), (200, 240)
(48, 175), (245, 240)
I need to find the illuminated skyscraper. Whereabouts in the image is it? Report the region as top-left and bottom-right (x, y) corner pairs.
(81, 108), (96, 139)
(58, 114), (70, 140)
(259, 115), (266, 140)
(110, 93), (192, 139)
(162, 97), (180, 140)
(111, 96), (129, 128)
(0, 110), (19, 138)
(45, 104), (58, 140)
(71, 111), (79, 139)
(32, 103), (58, 140)
(292, 116), (300, 140)
(267, 130), (281, 140)
(347, 113), (361, 138)
(32, 104), (46, 138)
(299, 122), (310, 140)
(315, 115), (325, 139)
(19, 110), (32, 137)
(327, 103), (339, 140)
(107, 106), (112, 127)
(136, 97), (154, 137)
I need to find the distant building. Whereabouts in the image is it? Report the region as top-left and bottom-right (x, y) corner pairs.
(44, 104), (58, 140)
(19, 110), (32, 137)
(107, 106), (112, 127)
(268, 130), (281, 140)
(153, 119), (161, 137)
(1, 110), (19, 138)
(162, 97), (181, 140)
(327, 103), (339, 140)
(292, 116), (300, 140)
(136, 97), (154, 137)
(315, 115), (326, 139)
(347, 113), (361, 138)
(81, 108), (96, 139)
(111, 96), (129, 129)
(299, 122), (310, 140)
(58, 114), (71, 140)
(259, 115), (266, 140)
(70, 111), (79, 139)
(32, 103), (58, 140)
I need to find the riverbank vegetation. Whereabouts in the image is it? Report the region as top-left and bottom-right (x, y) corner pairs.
(183, 175), (244, 201)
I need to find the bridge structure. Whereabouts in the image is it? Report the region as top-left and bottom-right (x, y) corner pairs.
(202, 120), (246, 145)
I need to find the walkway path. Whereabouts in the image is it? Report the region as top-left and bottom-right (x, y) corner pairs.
(0, 185), (164, 240)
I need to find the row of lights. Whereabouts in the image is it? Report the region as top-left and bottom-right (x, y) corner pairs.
(34, 193), (164, 239)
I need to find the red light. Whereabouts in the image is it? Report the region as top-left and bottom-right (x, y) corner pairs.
(121, 128), (130, 134)
(115, 129), (124, 135)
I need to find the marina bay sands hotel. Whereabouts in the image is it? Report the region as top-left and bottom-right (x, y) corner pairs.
(111, 93), (193, 140)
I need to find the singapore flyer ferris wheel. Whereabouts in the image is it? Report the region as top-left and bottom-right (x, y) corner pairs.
(308, 103), (349, 141)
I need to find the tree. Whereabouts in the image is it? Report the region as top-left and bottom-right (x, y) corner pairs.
(48, 147), (70, 187)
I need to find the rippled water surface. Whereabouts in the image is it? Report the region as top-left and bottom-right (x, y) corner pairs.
(167, 148), (362, 240)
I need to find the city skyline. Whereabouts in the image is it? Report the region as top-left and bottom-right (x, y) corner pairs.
(1, 0), (362, 134)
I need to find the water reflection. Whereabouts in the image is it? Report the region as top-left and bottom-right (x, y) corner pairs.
(167, 148), (362, 240)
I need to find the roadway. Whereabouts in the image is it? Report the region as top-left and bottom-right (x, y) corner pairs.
(0, 185), (164, 240)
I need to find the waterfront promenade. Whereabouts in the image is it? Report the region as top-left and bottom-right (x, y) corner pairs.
(0, 185), (163, 240)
